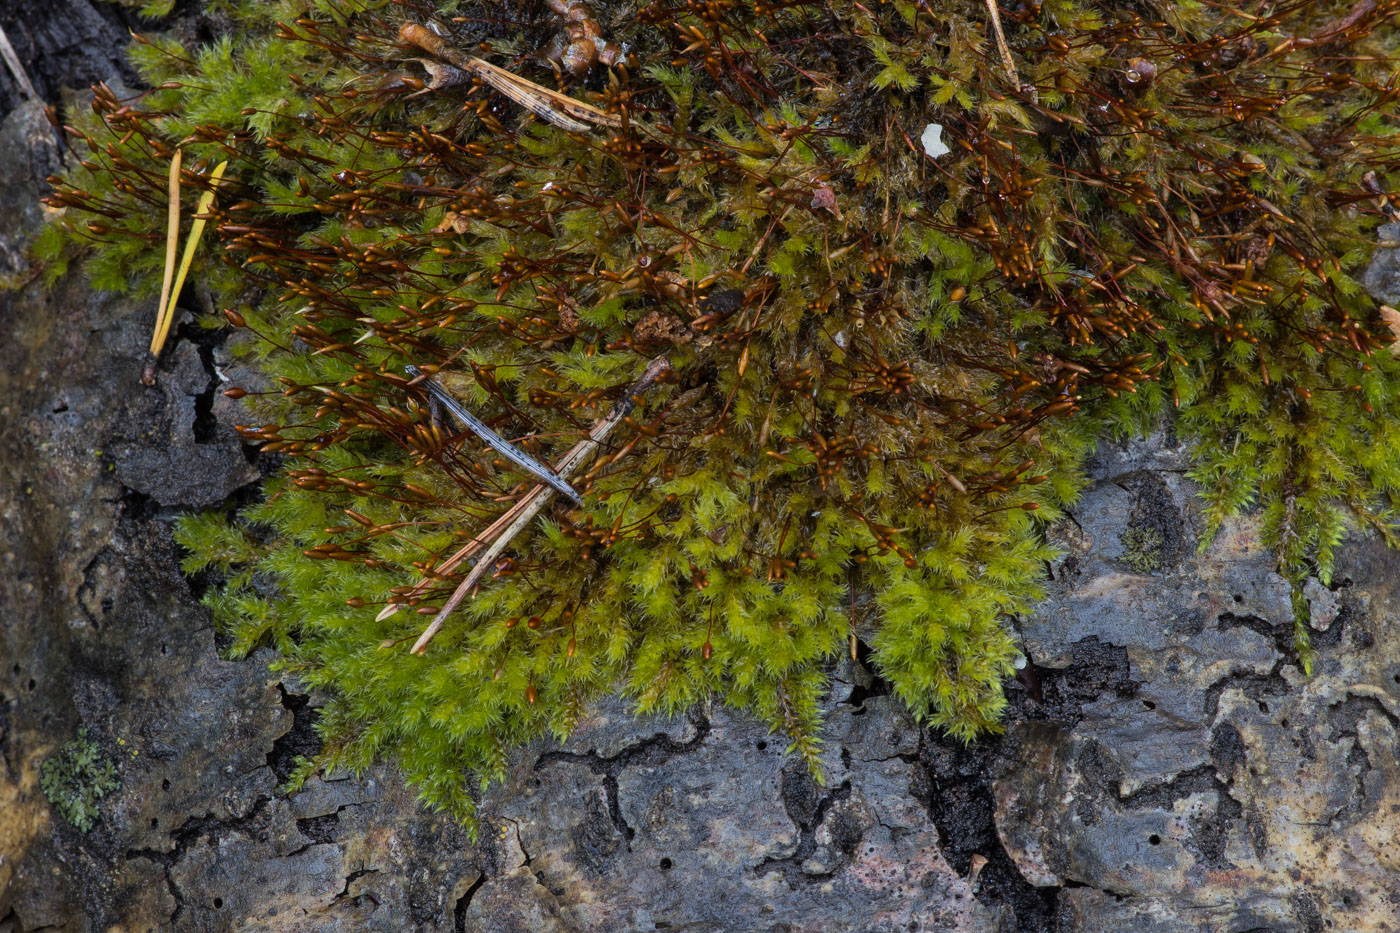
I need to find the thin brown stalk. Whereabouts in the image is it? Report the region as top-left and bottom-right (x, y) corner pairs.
(378, 421), (634, 622)
(375, 486), (546, 621)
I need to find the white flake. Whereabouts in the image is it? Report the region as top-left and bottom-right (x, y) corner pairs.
(921, 122), (949, 159)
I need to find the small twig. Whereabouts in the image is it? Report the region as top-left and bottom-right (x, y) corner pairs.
(407, 356), (671, 654)
(738, 203), (795, 278)
(380, 404), (667, 623)
(407, 365), (584, 504)
(399, 22), (621, 132)
(0, 22), (38, 102)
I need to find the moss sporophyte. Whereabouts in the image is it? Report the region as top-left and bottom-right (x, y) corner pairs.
(39, 0), (1400, 828)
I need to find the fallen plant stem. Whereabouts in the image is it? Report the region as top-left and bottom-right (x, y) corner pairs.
(0, 22), (38, 101)
(398, 22), (621, 132)
(408, 356), (671, 654)
(380, 370), (678, 621)
(378, 475), (561, 622)
(408, 365), (585, 504)
(981, 0), (1022, 94)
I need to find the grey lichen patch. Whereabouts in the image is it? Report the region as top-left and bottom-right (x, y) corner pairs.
(40, 727), (120, 832)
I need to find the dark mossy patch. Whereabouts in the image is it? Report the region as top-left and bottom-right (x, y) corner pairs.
(1118, 472), (1187, 574)
(1120, 525), (1165, 573)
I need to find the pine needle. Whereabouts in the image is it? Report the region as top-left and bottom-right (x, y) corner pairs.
(144, 159), (228, 383)
(406, 357), (671, 654)
(982, 0), (1023, 94)
(154, 149), (182, 349)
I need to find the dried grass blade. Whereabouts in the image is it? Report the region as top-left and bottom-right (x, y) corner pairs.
(471, 58), (621, 130)
(982, 0), (1022, 93)
(374, 485), (548, 622)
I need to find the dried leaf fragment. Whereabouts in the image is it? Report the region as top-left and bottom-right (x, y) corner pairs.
(1380, 304), (1400, 356)
(632, 310), (693, 347)
(810, 184), (842, 220)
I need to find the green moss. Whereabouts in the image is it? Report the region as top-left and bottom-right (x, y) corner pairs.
(41, 0), (1400, 829)
(1119, 526), (1165, 574)
(40, 728), (120, 833)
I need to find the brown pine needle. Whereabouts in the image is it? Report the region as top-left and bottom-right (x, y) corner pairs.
(374, 488), (546, 621)
(398, 22), (622, 132)
(407, 357), (671, 655)
(383, 356), (672, 622)
(982, 0), (1023, 94)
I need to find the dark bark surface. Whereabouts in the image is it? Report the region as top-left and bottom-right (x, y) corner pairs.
(3, 8), (1399, 932)
(0, 0), (137, 116)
